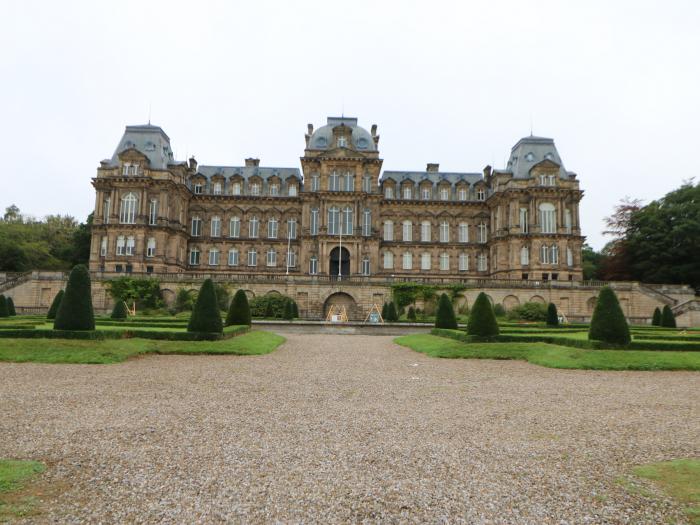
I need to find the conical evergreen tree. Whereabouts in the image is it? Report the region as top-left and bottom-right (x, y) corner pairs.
(381, 302), (388, 320)
(0, 295), (9, 318)
(467, 292), (499, 337)
(385, 301), (398, 322)
(111, 300), (128, 320)
(546, 303), (559, 327)
(46, 290), (64, 319)
(226, 289), (251, 326)
(588, 286), (630, 345)
(661, 305), (677, 328)
(435, 293), (458, 329)
(407, 306), (416, 320)
(7, 297), (16, 316)
(283, 299), (294, 320)
(54, 265), (95, 331)
(187, 279), (223, 333)
(651, 307), (662, 326)
(292, 301), (299, 318)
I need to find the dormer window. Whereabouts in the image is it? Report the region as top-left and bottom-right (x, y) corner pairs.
(525, 152), (535, 162)
(288, 184), (298, 197)
(269, 184), (279, 196)
(213, 182), (222, 195)
(403, 186), (412, 200)
(440, 187), (450, 201)
(539, 174), (556, 186)
(385, 186), (394, 199)
(231, 182), (241, 195)
(458, 188), (467, 201)
(250, 182), (260, 195)
(122, 163), (138, 176)
(477, 188), (485, 201)
(337, 136), (347, 148)
(422, 187), (431, 200)
(544, 152), (554, 160)
(194, 183), (203, 194)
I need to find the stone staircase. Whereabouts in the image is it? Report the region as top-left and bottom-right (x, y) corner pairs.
(0, 272), (32, 294)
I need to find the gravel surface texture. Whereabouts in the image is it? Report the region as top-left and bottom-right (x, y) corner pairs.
(1, 333), (699, 524)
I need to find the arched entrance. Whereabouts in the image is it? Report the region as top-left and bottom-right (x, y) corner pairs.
(323, 292), (357, 320)
(329, 247), (350, 278)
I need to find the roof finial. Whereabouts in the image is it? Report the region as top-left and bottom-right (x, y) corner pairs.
(341, 97), (344, 119)
(148, 101), (152, 125)
(529, 113), (533, 136)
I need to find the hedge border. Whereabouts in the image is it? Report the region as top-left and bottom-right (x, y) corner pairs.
(0, 325), (249, 341)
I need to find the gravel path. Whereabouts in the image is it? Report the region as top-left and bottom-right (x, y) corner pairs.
(1, 334), (699, 524)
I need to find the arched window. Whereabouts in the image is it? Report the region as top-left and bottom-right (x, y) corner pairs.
(383, 220), (394, 241)
(209, 248), (220, 266)
(119, 192), (138, 224)
(211, 216), (221, 237)
(269, 183), (279, 196)
(342, 206), (353, 235)
(402, 251), (412, 270)
(421, 252), (431, 270)
(309, 255), (318, 275)
(228, 248), (239, 266)
(328, 206), (340, 235)
(521, 246), (530, 265)
(440, 252), (450, 271)
(191, 216), (202, 237)
(229, 217), (240, 238)
(440, 221), (450, 243)
(189, 247), (200, 265)
(268, 217), (278, 239)
(383, 251), (394, 269)
(249, 216), (259, 238)
(329, 171), (340, 191)
(362, 209), (371, 237)
(402, 221), (412, 242)
(539, 202), (556, 234)
(146, 238), (156, 258)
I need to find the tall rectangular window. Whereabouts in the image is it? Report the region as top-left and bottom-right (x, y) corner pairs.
(440, 221), (450, 243)
(459, 253), (469, 271)
(422, 187), (431, 200)
(361, 257), (370, 275)
(421, 252), (431, 270)
(311, 174), (320, 191)
(148, 199), (158, 225)
(209, 249), (219, 266)
(116, 236), (125, 255)
(459, 223), (469, 243)
(362, 176), (371, 193)
(247, 250), (257, 266)
(329, 171), (339, 191)
(231, 182), (241, 195)
(309, 256), (318, 275)
(440, 253), (449, 271)
(191, 217), (202, 237)
(477, 254), (487, 271)
(189, 248), (200, 265)
(288, 184), (297, 197)
(213, 182), (222, 195)
(478, 223), (487, 243)
(383, 221), (394, 241)
(146, 238), (155, 257)
(249, 217), (259, 238)
(421, 221), (431, 242)
(564, 209), (572, 234)
(328, 207), (340, 235)
(458, 188), (467, 201)
(343, 173), (354, 192)
(228, 249), (239, 266)
(383, 252), (393, 269)
(100, 236), (108, 256)
(211, 216), (221, 237)
(229, 217), (240, 238)
(286, 251), (296, 268)
(310, 209), (319, 235)
(402, 252), (412, 270)
(402, 221), (412, 242)
(103, 197), (111, 224)
(266, 249), (277, 267)
(362, 210), (371, 236)
(269, 184), (279, 196)
(403, 186), (412, 200)
(384, 186), (394, 199)
(287, 219), (297, 240)
(539, 203), (556, 234)
(520, 208), (529, 233)
(440, 187), (449, 201)
(268, 218), (278, 239)
(125, 236), (135, 256)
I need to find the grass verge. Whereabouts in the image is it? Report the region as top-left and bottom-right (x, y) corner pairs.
(0, 459), (46, 521)
(631, 459), (700, 524)
(394, 334), (700, 370)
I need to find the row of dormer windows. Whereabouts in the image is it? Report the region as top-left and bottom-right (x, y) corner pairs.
(381, 185), (486, 201)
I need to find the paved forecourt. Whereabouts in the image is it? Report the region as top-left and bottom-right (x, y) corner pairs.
(0, 334), (698, 523)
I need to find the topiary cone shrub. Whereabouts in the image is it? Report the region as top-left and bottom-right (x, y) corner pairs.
(435, 293), (458, 329)
(283, 299), (294, 320)
(111, 300), (128, 320)
(588, 286), (630, 345)
(0, 295), (9, 318)
(7, 297), (16, 316)
(385, 301), (398, 322)
(54, 265), (95, 331)
(651, 307), (662, 326)
(47, 290), (64, 319)
(661, 305), (677, 328)
(292, 301), (299, 319)
(381, 302), (388, 320)
(467, 292), (499, 337)
(546, 303), (559, 327)
(407, 306), (416, 321)
(226, 289), (251, 326)
(188, 279), (223, 334)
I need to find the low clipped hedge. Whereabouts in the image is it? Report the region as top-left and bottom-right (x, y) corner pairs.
(0, 325), (249, 341)
(96, 320), (190, 329)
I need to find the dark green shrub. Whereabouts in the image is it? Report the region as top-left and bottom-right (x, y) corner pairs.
(54, 265), (95, 331)
(249, 294), (293, 318)
(226, 289), (251, 326)
(493, 303), (506, 317)
(46, 290), (64, 319)
(435, 293), (458, 329)
(661, 305), (677, 328)
(111, 300), (128, 320)
(6, 297), (16, 316)
(264, 300), (274, 318)
(175, 287), (196, 312)
(407, 306), (416, 320)
(588, 286), (630, 345)
(381, 302), (388, 320)
(546, 303), (559, 327)
(506, 301), (547, 321)
(0, 295), (8, 318)
(187, 279), (223, 334)
(283, 299), (294, 320)
(292, 301), (299, 318)
(105, 277), (163, 309)
(214, 283), (230, 312)
(651, 307), (662, 326)
(385, 302), (398, 322)
(467, 292), (499, 337)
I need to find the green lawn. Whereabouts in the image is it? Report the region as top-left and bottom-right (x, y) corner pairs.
(0, 459), (46, 520)
(395, 334), (700, 371)
(632, 459), (700, 524)
(0, 331), (285, 364)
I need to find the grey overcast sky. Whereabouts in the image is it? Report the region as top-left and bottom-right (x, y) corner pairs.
(1, 0), (698, 249)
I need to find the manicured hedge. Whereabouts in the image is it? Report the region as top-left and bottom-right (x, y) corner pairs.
(54, 265), (95, 331)
(0, 295), (9, 318)
(226, 289), (251, 326)
(96, 320), (189, 328)
(467, 292), (499, 337)
(435, 293), (458, 329)
(0, 326), (249, 341)
(652, 307), (662, 326)
(661, 305), (677, 328)
(588, 286), (630, 345)
(385, 302), (398, 322)
(188, 279), (223, 334)
(546, 303), (559, 327)
(7, 297), (16, 316)
(111, 300), (128, 320)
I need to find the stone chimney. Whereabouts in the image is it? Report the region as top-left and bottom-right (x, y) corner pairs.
(483, 165), (492, 178)
(245, 158), (260, 167)
(307, 123), (314, 135)
(426, 163), (439, 173)
(188, 156), (198, 170)
(371, 124), (377, 136)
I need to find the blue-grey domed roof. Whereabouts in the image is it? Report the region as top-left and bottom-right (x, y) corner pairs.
(307, 117), (376, 151)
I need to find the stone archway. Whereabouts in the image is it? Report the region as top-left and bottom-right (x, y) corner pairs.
(587, 296), (597, 313)
(530, 295), (546, 304)
(323, 292), (358, 321)
(329, 247), (350, 278)
(503, 295), (520, 311)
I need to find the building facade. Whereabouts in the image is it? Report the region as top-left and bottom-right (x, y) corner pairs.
(89, 117), (585, 283)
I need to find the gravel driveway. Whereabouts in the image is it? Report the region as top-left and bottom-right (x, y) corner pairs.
(1, 334), (699, 524)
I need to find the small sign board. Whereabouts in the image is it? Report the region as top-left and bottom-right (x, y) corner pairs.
(364, 304), (384, 324)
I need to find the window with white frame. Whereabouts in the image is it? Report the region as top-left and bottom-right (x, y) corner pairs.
(247, 249), (257, 266)
(213, 182), (222, 195)
(194, 183), (203, 194)
(288, 184), (297, 197)
(125, 236), (135, 256)
(266, 249), (277, 267)
(146, 238), (155, 257)
(422, 187), (431, 200)
(383, 251), (394, 269)
(539, 202), (556, 234)
(229, 217), (240, 238)
(119, 192), (138, 224)
(539, 174), (556, 186)
(268, 217), (278, 239)
(228, 248), (239, 266)
(459, 253), (469, 271)
(100, 236), (108, 256)
(440, 187), (449, 201)
(458, 187), (467, 201)
(337, 136), (347, 147)
(384, 185), (394, 199)
(383, 220), (394, 241)
(231, 182), (241, 195)
(286, 251), (296, 268)
(440, 252), (450, 271)
(311, 174), (320, 191)
(211, 216), (221, 237)
(209, 248), (220, 266)
(310, 208), (319, 235)
(413, 221), (428, 244)
(477, 223), (487, 243)
(362, 176), (371, 193)
(342, 206), (353, 235)
(148, 199), (158, 225)
(421, 252), (431, 270)
(402, 221), (412, 242)
(122, 163), (138, 176)
(116, 235), (125, 255)
(269, 184), (279, 196)
(564, 209), (572, 233)
(403, 186), (412, 200)
(343, 173), (354, 192)
(440, 221), (450, 243)
(402, 252), (412, 270)
(309, 255), (318, 275)
(287, 219), (297, 239)
(329, 171), (340, 191)
(477, 188), (485, 201)
(191, 216), (202, 237)
(103, 197), (111, 224)
(520, 208), (529, 233)
(459, 222), (469, 243)
(328, 206), (340, 235)
(249, 216), (259, 238)
(362, 209), (371, 236)
(477, 253), (487, 271)
(567, 247), (574, 266)
(189, 247), (200, 265)
(540, 244), (559, 264)
(361, 257), (370, 275)
(521, 246), (529, 265)
(250, 182), (260, 196)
